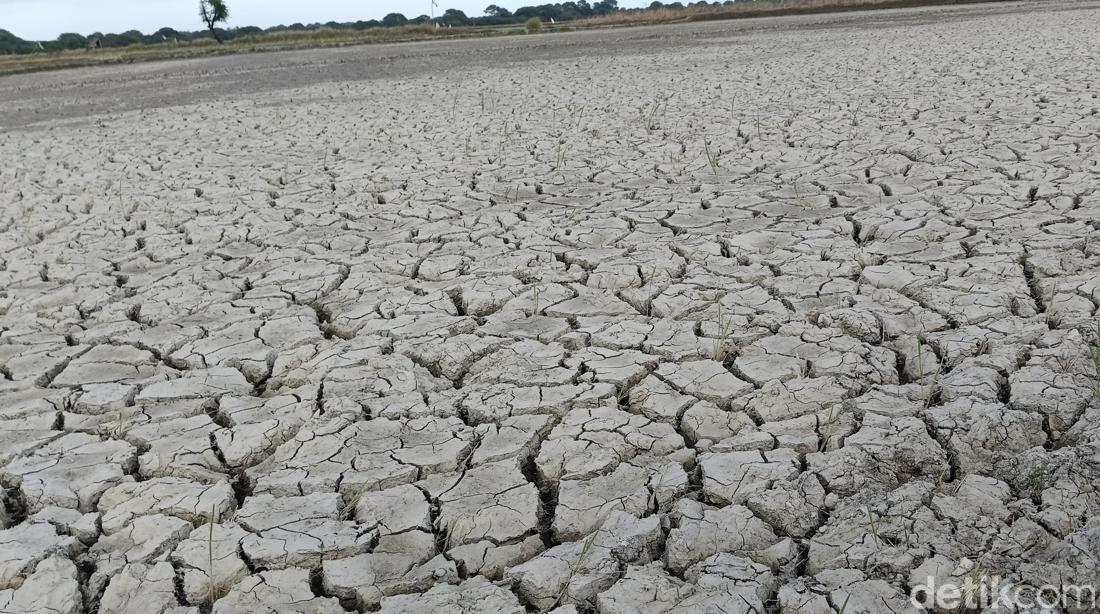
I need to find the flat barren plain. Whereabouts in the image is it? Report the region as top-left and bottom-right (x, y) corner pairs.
(2, 2), (1100, 612)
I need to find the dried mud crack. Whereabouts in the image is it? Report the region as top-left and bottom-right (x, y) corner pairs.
(2, 2), (1100, 613)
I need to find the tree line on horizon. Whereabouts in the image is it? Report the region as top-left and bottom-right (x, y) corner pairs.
(0, 1), (742, 54)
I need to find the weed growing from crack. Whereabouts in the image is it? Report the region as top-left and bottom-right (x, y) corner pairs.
(620, 385), (649, 411)
(1044, 282), (1063, 329)
(1047, 310), (1065, 330)
(917, 336), (943, 409)
(923, 372), (942, 410)
(1022, 461), (1051, 498)
(1092, 321), (1100, 395)
(935, 458), (957, 486)
(479, 90), (497, 115)
(207, 503), (221, 604)
(340, 485), (370, 520)
(643, 94), (668, 132)
(114, 410), (127, 439)
(548, 533), (596, 611)
(951, 563), (987, 614)
(703, 140), (720, 174)
(864, 506), (881, 548)
(916, 336), (925, 380)
(711, 303), (732, 362)
(1053, 350), (1081, 374)
(975, 337), (990, 356)
(432, 514), (456, 554)
(818, 405), (843, 453)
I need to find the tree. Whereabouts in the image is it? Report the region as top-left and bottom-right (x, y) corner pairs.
(439, 8), (470, 26)
(485, 4), (512, 17)
(103, 29), (144, 47)
(593, 0), (619, 14)
(199, 0), (230, 43)
(55, 33), (87, 50)
(381, 13), (408, 27)
(153, 27), (182, 40)
(0, 29), (35, 54)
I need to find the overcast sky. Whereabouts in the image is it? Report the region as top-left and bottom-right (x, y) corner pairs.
(3, 0), (651, 40)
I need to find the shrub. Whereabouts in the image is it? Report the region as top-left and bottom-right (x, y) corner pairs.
(526, 17), (543, 33)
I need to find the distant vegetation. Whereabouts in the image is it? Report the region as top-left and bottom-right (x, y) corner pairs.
(0, 0), (988, 73)
(1, 1), (790, 55)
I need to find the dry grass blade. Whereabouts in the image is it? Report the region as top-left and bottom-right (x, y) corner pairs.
(704, 140), (720, 174)
(207, 502), (220, 604)
(1092, 320), (1100, 395)
(545, 533), (596, 612)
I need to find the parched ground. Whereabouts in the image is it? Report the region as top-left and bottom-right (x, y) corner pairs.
(2, 2), (1100, 613)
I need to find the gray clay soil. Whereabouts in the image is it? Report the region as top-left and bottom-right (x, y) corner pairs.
(2, 2), (1100, 612)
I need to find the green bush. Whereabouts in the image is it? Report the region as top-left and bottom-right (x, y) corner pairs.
(526, 17), (543, 33)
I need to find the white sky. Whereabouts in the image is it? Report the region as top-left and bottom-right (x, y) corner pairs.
(2, 0), (651, 40)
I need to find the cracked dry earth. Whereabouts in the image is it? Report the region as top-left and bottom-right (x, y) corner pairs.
(3, 3), (1100, 614)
